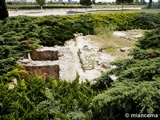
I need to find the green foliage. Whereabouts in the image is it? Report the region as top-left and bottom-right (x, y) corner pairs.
(148, 0), (152, 9)
(91, 72), (111, 91)
(37, 16), (94, 46)
(0, 71), (97, 119)
(136, 27), (160, 49)
(0, 15), (95, 74)
(47, 78), (97, 116)
(130, 48), (160, 59)
(110, 58), (160, 82)
(0, 28), (32, 75)
(89, 26), (160, 119)
(116, 0), (134, 4)
(80, 0), (92, 6)
(132, 13), (160, 29)
(91, 80), (160, 120)
(88, 12), (148, 30)
(7, 5), (91, 10)
(94, 23), (116, 36)
(0, 68), (27, 83)
(36, 0), (45, 9)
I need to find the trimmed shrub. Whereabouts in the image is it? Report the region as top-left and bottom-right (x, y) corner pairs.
(7, 5), (91, 9)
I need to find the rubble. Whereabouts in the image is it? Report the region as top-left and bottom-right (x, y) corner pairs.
(113, 30), (144, 41)
(17, 33), (116, 82)
(120, 47), (131, 52)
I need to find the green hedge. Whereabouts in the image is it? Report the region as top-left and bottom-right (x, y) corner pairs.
(7, 5), (91, 9)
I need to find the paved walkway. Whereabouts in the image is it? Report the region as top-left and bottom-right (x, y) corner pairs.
(9, 8), (141, 16)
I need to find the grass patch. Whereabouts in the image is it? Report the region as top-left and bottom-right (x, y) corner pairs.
(90, 9), (160, 14)
(92, 4), (146, 9)
(94, 24), (117, 37)
(103, 34), (135, 59)
(91, 25), (137, 59)
(89, 32), (138, 59)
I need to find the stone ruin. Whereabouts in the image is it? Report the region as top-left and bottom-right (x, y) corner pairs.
(18, 34), (116, 82)
(18, 47), (59, 80)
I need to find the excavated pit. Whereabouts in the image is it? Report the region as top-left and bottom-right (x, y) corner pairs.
(17, 31), (144, 82)
(24, 65), (59, 80)
(18, 47), (60, 80)
(18, 34), (116, 82)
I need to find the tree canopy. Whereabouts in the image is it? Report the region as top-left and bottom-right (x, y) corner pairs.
(116, 0), (134, 4)
(148, 0), (152, 8)
(36, 0), (46, 9)
(80, 0), (92, 6)
(116, 0), (134, 11)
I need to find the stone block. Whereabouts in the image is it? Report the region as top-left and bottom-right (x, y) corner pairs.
(31, 50), (58, 61)
(24, 65), (59, 80)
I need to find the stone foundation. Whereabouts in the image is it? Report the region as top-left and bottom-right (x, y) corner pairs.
(18, 34), (116, 82)
(31, 50), (58, 61)
(24, 65), (59, 80)
(18, 47), (59, 81)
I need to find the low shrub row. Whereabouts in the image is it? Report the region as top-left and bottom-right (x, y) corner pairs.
(7, 5), (91, 10)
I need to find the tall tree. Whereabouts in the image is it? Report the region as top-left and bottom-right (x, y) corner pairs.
(116, 0), (133, 11)
(80, 0), (92, 6)
(92, 0), (95, 4)
(0, 0), (8, 20)
(148, 0), (152, 9)
(36, 0), (46, 10)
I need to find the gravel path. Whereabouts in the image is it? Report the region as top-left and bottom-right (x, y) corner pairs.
(9, 8), (141, 16)
(58, 35), (116, 82)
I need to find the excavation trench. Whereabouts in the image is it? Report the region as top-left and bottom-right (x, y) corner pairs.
(18, 34), (116, 82)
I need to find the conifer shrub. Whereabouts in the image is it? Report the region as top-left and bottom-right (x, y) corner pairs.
(136, 27), (160, 50)
(132, 12), (160, 29)
(91, 80), (160, 120)
(0, 71), (97, 119)
(89, 26), (160, 119)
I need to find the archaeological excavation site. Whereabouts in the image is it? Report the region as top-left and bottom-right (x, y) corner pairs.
(17, 33), (117, 82)
(1, 10), (159, 119)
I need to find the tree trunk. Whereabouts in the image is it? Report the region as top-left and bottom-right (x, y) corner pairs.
(122, 1), (125, 12)
(41, 6), (43, 10)
(148, 0), (152, 9)
(0, 0), (9, 20)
